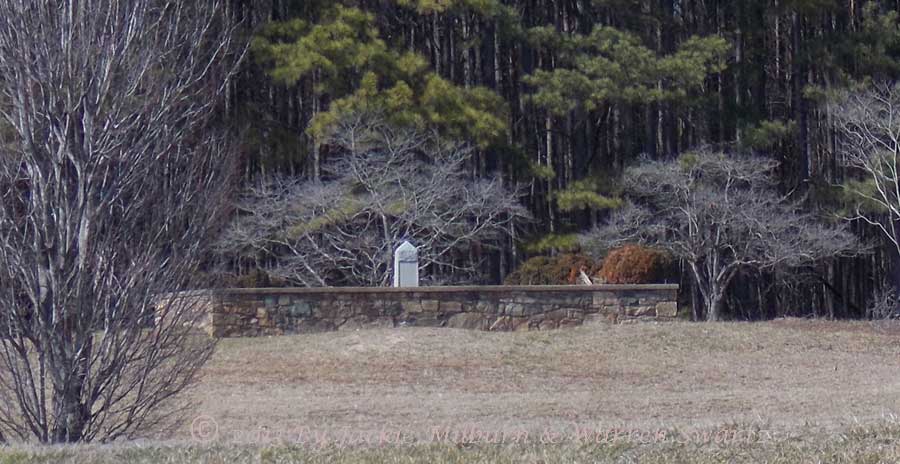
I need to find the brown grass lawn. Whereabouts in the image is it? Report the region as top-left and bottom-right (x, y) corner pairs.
(6, 319), (900, 463)
(183, 319), (900, 444)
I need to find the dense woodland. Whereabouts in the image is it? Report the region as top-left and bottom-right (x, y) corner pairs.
(205, 0), (900, 321)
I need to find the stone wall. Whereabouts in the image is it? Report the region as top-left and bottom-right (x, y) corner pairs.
(162, 285), (679, 338)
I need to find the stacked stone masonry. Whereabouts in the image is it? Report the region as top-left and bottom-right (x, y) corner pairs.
(161, 285), (679, 338)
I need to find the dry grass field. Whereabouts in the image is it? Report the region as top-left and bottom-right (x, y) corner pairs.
(190, 319), (900, 439)
(4, 319), (900, 463)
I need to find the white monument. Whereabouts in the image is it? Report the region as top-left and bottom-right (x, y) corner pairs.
(393, 241), (419, 287)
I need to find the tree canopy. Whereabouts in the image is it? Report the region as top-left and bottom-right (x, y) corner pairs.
(201, 0), (900, 319)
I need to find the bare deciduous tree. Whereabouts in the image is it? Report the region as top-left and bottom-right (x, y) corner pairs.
(0, 0), (242, 442)
(217, 112), (529, 286)
(581, 150), (858, 321)
(831, 82), (900, 298)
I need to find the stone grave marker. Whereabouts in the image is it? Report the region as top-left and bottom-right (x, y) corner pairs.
(393, 241), (419, 287)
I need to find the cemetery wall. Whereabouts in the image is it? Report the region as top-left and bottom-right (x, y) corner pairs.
(160, 285), (679, 337)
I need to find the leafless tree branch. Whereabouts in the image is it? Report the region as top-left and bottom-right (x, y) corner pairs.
(217, 111), (530, 287)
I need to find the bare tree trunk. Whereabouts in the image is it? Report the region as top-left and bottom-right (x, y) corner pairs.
(691, 262), (724, 321)
(705, 290), (725, 322)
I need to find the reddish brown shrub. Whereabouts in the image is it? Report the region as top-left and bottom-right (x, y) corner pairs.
(596, 245), (675, 284)
(504, 254), (601, 285)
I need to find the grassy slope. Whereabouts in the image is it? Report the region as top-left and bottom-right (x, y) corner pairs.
(193, 319), (900, 438)
(3, 319), (900, 463)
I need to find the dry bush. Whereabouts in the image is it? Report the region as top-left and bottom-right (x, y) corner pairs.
(867, 285), (900, 335)
(596, 245), (675, 284)
(868, 285), (900, 320)
(504, 254), (600, 285)
(229, 269), (288, 289)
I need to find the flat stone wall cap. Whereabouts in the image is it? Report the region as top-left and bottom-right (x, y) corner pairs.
(212, 284), (678, 296)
